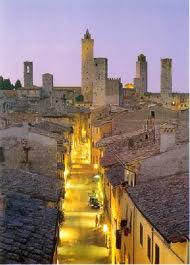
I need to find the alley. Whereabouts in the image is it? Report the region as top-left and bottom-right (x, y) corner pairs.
(57, 166), (110, 264)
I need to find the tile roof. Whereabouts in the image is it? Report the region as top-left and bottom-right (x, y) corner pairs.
(96, 129), (145, 148)
(0, 169), (61, 263)
(127, 173), (189, 243)
(32, 121), (73, 134)
(106, 164), (125, 187)
(92, 119), (112, 127)
(0, 169), (61, 202)
(100, 143), (160, 168)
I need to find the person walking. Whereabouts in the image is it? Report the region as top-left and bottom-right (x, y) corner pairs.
(95, 214), (98, 228)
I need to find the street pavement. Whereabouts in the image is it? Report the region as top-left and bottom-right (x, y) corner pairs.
(57, 172), (110, 264)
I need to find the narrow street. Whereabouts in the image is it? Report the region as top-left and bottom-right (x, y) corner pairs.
(57, 164), (110, 264)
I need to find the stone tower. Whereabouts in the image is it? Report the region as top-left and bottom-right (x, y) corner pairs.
(134, 54), (148, 93)
(93, 58), (108, 106)
(161, 58), (172, 94)
(42, 73), (53, 97)
(81, 29), (94, 103)
(24, 61), (33, 88)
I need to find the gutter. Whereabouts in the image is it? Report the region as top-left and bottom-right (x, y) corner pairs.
(133, 206), (135, 264)
(185, 236), (189, 264)
(151, 227), (154, 264)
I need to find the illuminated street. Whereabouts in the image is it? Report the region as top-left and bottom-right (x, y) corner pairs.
(57, 166), (110, 264)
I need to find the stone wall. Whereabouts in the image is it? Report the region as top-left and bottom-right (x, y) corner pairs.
(93, 58), (107, 106)
(0, 127), (57, 178)
(106, 78), (121, 106)
(138, 143), (189, 184)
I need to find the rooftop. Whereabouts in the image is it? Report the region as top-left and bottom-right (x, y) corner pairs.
(0, 169), (61, 263)
(127, 173), (189, 243)
(0, 169), (61, 202)
(106, 164), (124, 187)
(32, 121), (73, 134)
(96, 128), (146, 148)
(101, 143), (160, 168)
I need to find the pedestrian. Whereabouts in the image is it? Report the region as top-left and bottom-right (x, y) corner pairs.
(95, 214), (98, 228)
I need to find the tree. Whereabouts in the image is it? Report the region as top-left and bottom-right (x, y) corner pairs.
(0, 76), (4, 90)
(3, 79), (12, 89)
(15, 80), (22, 89)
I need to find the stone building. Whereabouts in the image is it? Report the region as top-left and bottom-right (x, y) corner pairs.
(95, 104), (189, 264)
(123, 172), (189, 264)
(134, 54), (148, 93)
(81, 29), (123, 106)
(0, 121), (72, 181)
(161, 58), (172, 94)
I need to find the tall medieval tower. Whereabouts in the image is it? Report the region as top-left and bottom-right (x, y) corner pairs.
(81, 29), (94, 103)
(134, 54), (148, 93)
(160, 58), (172, 94)
(24, 61), (33, 88)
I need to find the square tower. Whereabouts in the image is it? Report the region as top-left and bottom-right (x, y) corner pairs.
(24, 61), (33, 88)
(161, 58), (172, 94)
(42, 73), (53, 97)
(93, 58), (108, 106)
(134, 54), (148, 93)
(81, 29), (94, 103)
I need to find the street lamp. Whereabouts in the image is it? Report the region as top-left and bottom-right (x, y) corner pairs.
(103, 224), (108, 233)
(103, 224), (109, 248)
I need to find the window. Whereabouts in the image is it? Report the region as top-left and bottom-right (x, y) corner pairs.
(147, 236), (151, 260)
(129, 210), (132, 230)
(155, 244), (160, 264)
(26, 66), (30, 73)
(151, 110), (155, 118)
(145, 134), (148, 140)
(140, 223), (143, 246)
(0, 147), (5, 162)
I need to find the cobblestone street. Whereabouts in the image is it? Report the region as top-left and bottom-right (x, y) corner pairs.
(57, 167), (110, 264)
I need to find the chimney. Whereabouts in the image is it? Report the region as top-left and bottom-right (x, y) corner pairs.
(160, 124), (176, 153)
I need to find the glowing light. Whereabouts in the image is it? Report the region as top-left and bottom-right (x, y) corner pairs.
(94, 164), (98, 169)
(94, 174), (100, 179)
(103, 224), (108, 233)
(64, 169), (69, 178)
(66, 182), (71, 189)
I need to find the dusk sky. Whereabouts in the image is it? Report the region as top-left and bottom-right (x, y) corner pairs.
(0, 0), (188, 92)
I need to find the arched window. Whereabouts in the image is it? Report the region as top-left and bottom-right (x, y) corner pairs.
(26, 66), (30, 73)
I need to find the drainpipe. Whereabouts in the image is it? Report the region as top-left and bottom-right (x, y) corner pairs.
(151, 228), (154, 264)
(133, 206), (135, 264)
(185, 236), (189, 264)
